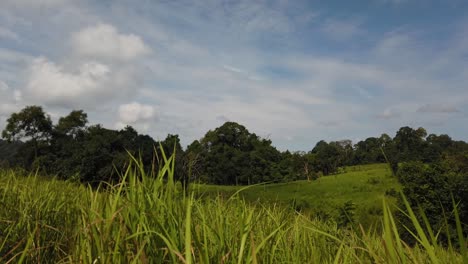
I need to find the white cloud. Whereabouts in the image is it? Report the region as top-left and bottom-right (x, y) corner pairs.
(1, 0), (468, 149)
(72, 23), (151, 61)
(118, 102), (156, 124)
(222, 65), (245, 74)
(25, 57), (112, 107)
(13, 90), (22, 102)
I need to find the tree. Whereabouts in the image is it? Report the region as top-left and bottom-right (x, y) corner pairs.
(335, 139), (354, 166)
(2, 106), (52, 159)
(353, 137), (385, 164)
(55, 110), (88, 138)
(195, 122), (281, 185)
(394, 126), (427, 161)
(311, 140), (341, 175)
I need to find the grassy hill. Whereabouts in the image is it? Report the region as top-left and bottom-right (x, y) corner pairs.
(194, 163), (401, 227)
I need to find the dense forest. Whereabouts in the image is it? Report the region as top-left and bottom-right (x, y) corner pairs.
(1, 105), (468, 238)
(1, 105), (468, 185)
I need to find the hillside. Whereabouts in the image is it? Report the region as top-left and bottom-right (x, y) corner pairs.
(195, 163), (400, 227)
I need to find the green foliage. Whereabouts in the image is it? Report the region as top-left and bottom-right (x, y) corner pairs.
(1, 105), (52, 162)
(3, 105), (468, 189)
(396, 160), (468, 245)
(0, 157), (466, 263)
(0, 139), (22, 167)
(55, 110), (88, 137)
(198, 163), (399, 228)
(193, 122), (284, 185)
(311, 140), (342, 175)
(394, 126), (428, 162)
(337, 200), (356, 228)
(1, 105), (52, 143)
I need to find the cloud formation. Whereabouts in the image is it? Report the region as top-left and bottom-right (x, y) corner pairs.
(25, 58), (111, 107)
(72, 23), (151, 61)
(0, 0), (467, 150)
(118, 102), (156, 124)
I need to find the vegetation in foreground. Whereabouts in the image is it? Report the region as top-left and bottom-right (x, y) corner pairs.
(1, 156), (466, 263)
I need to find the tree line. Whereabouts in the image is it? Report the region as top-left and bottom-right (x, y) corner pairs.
(1, 105), (468, 186)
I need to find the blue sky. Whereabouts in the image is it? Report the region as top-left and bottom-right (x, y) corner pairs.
(0, 0), (467, 150)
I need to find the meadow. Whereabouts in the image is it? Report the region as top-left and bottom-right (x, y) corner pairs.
(0, 157), (466, 263)
(196, 164), (400, 228)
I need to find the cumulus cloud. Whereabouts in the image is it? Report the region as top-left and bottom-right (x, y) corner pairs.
(118, 102), (156, 124)
(1, 0), (468, 149)
(24, 57), (112, 107)
(71, 23), (151, 61)
(22, 57), (140, 109)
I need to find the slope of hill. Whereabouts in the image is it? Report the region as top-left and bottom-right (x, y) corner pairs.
(195, 163), (400, 227)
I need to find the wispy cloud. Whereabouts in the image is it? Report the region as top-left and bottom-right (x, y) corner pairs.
(0, 0), (468, 149)
(321, 18), (364, 40)
(417, 104), (460, 113)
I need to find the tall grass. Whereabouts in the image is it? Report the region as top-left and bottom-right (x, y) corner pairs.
(0, 153), (466, 263)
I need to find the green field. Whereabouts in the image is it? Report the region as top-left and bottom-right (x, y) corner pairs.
(195, 163), (400, 227)
(0, 161), (465, 263)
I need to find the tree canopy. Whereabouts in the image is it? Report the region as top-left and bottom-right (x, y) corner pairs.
(1, 105), (468, 188)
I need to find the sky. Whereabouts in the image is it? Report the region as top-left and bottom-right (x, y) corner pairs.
(0, 0), (467, 151)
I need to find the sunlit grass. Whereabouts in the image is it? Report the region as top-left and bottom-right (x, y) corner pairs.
(0, 156), (466, 263)
(196, 163), (400, 227)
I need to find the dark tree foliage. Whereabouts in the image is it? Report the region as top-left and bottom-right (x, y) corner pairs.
(0, 106), (168, 186)
(0, 139), (23, 167)
(311, 140), (341, 175)
(396, 159), (468, 245)
(2, 105), (52, 160)
(191, 122), (285, 185)
(393, 126), (428, 162)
